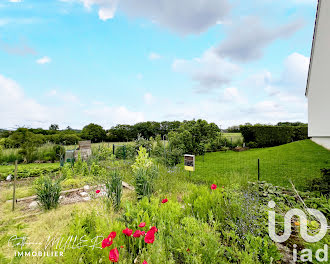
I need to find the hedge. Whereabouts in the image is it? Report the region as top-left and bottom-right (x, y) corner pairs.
(240, 125), (308, 147)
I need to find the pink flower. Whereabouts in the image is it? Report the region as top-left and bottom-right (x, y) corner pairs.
(144, 230), (155, 244)
(211, 184), (217, 190)
(108, 232), (116, 239)
(133, 230), (143, 238)
(143, 261), (148, 264)
(96, 190), (100, 194)
(101, 237), (112, 248)
(109, 248), (119, 262)
(122, 228), (133, 237)
(139, 222), (146, 228)
(141, 231), (146, 236)
(150, 226), (158, 233)
(161, 198), (168, 204)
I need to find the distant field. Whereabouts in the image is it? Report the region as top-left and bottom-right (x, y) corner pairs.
(189, 139), (330, 190)
(221, 133), (243, 141)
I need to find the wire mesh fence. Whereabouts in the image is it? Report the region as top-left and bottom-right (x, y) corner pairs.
(188, 140), (330, 190)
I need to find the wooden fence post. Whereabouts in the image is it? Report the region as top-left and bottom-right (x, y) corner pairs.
(12, 160), (17, 211)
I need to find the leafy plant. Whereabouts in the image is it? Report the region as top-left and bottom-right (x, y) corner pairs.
(105, 170), (123, 210)
(131, 147), (153, 173)
(310, 168), (330, 196)
(35, 175), (61, 210)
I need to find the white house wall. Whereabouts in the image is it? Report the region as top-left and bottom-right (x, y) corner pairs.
(307, 0), (330, 140)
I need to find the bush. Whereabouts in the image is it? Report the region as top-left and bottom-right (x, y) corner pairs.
(35, 176), (62, 210)
(246, 141), (258, 148)
(310, 168), (330, 196)
(240, 125), (308, 147)
(132, 147), (158, 199)
(105, 170), (123, 210)
(114, 144), (136, 160)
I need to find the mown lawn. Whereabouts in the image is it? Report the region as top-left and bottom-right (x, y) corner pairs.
(189, 140), (330, 190)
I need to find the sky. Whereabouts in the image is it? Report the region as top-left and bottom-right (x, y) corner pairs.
(0, 0), (318, 130)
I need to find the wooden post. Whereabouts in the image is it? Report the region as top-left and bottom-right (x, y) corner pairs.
(12, 160), (17, 211)
(258, 159), (260, 181)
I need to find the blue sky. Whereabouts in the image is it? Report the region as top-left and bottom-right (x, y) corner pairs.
(0, 0), (317, 129)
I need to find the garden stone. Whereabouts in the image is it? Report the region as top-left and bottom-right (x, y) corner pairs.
(79, 192), (89, 197)
(29, 201), (39, 210)
(83, 197), (91, 201)
(6, 175), (12, 181)
(59, 195), (64, 200)
(83, 185), (90, 192)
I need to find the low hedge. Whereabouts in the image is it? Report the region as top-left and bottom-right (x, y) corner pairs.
(0, 165), (60, 180)
(240, 125), (308, 148)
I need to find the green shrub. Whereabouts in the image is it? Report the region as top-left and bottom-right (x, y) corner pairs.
(114, 144), (136, 159)
(310, 168), (330, 196)
(132, 147), (158, 199)
(35, 176), (61, 210)
(105, 170), (123, 210)
(240, 125), (308, 147)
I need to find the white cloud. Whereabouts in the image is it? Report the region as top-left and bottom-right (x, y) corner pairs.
(144, 93), (155, 105)
(0, 74), (47, 128)
(281, 52), (309, 89)
(136, 73), (143, 80)
(84, 106), (144, 126)
(46, 89), (79, 103)
(0, 38), (36, 56)
(9, 0), (22, 2)
(221, 87), (247, 104)
(148, 52), (161, 60)
(173, 48), (240, 92)
(36, 56), (51, 64)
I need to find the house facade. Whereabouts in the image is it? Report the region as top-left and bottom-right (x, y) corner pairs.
(306, 0), (330, 150)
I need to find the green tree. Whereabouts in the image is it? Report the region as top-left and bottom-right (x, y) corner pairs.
(81, 123), (106, 143)
(49, 124), (59, 131)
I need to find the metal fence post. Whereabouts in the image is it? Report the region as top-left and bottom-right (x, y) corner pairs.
(113, 144), (115, 155)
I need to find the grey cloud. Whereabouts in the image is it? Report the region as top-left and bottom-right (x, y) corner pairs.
(215, 17), (305, 62)
(119, 0), (231, 35)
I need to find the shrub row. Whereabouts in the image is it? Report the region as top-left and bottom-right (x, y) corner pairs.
(0, 165), (60, 180)
(240, 125), (308, 148)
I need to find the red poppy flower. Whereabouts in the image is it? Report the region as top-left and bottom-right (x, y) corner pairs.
(139, 222), (146, 228)
(161, 198), (168, 204)
(96, 190), (100, 193)
(133, 230), (143, 238)
(122, 228), (133, 236)
(143, 261), (148, 264)
(150, 226), (158, 233)
(109, 248), (119, 262)
(108, 231), (117, 239)
(187, 248), (190, 252)
(120, 245), (124, 248)
(101, 237), (112, 248)
(211, 184), (217, 190)
(144, 230), (155, 244)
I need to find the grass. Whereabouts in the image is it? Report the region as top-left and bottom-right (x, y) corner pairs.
(221, 132), (243, 141)
(0, 139), (329, 263)
(190, 139), (330, 190)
